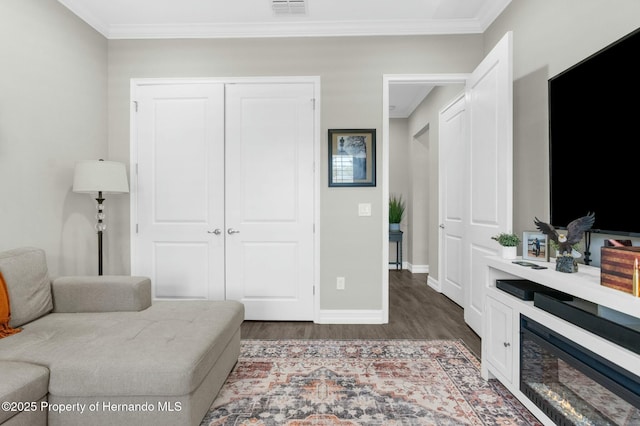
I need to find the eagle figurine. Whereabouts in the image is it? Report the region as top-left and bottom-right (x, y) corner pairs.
(534, 212), (595, 257)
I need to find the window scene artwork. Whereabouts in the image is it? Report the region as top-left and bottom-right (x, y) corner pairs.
(328, 129), (376, 187)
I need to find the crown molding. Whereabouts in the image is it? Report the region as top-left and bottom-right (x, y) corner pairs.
(58, 0), (110, 37)
(476, 0), (512, 31)
(106, 19), (485, 39)
(59, 0), (511, 39)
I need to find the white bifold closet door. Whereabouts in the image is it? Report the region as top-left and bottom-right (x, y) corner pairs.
(136, 83), (226, 301)
(134, 81), (315, 320)
(224, 83), (315, 320)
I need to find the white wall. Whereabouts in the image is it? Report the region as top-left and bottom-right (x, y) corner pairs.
(485, 0), (640, 265)
(4, 0), (638, 307)
(389, 118), (410, 267)
(409, 127), (430, 271)
(0, 0), (107, 276)
(107, 36), (483, 310)
(407, 84), (464, 279)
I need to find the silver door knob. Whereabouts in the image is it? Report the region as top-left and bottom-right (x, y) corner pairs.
(208, 229), (221, 235)
(503, 342), (510, 348)
(227, 228), (240, 234)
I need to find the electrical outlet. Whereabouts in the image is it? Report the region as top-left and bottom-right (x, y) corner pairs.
(336, 276), (345, 290)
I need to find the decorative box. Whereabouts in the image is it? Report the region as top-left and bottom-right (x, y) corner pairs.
(600, 246), (640, 294)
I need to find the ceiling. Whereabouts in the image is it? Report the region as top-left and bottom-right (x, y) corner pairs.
(57, 0), (511, 40)
(389, 84), (436, 119)
(57, 0), (511, 117)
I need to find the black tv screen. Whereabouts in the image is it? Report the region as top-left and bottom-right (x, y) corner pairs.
(549, 27), (640, 236)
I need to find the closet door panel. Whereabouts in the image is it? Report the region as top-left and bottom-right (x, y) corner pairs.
(134, 83), (225, 300)
(225, 83), (315, 320)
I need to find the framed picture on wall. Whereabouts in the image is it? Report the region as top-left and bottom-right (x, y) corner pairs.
(328, 129), (376, 187)
(522, 231), (549, 261)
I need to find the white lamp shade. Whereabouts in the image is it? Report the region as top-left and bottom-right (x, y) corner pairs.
(73, 160), (129, 194)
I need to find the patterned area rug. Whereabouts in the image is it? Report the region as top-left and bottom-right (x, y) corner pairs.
(201, 339), (541, 425)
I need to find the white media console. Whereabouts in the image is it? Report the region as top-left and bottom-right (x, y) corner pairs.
(481, 256), (640, 425)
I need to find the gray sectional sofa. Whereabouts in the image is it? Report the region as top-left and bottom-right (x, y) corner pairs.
(0, 247), (244, 426)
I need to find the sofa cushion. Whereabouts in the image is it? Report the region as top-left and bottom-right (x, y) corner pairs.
(0, 300), (244, 398)
(0, 248), (53, 328)
(0, 361), (49, 424)
(52, 275), (152, 313)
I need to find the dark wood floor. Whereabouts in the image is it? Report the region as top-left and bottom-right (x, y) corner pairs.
(241, 270), (482, 357)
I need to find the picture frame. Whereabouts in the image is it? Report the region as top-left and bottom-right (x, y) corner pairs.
(328, 129), (376, 187)
(522, 231), (549, 261)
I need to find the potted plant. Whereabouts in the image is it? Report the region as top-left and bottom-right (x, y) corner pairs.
(491, 232), (520, 259)
(389, 194), (405, 231)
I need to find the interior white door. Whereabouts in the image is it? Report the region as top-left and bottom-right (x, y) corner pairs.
(464, 32), (514, 336)
(224, 83), (315, 320)
(134, 83), (225, 300)
(438, 93), (466, 307)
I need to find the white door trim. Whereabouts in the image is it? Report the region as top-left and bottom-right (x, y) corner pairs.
(382, 74), (468, 323)
(130, 76), (321, 321)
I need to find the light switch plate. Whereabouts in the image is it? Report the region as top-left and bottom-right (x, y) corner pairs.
(358, 203), (372, 217)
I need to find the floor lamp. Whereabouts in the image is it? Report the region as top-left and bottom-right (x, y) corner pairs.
(73, 159), (129, 275)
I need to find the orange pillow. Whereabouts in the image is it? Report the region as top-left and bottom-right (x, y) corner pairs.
(0, 271), (22, 338)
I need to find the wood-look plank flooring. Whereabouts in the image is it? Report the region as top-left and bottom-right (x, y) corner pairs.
(241, 270), (481, 358)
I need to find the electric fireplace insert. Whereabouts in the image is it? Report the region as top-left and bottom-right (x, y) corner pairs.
(520, 315), (640, 425)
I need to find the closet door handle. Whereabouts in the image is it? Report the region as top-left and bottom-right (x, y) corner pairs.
(227, 228), (240, 235)
(208, 229), (222, 235)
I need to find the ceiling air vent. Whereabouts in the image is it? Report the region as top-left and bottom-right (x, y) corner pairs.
(272, 0), (307, 15)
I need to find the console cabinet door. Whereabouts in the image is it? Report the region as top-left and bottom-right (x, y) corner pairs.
(485, 296), (513, 383)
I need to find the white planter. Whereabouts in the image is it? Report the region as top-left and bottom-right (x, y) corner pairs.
(501, 246), (517, 260)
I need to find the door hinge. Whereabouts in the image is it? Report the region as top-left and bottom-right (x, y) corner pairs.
(313, 285), (315, 295)
(311, 98), (316, 110)
(135, 224), (139, 234)
(133, 101), (138, 112)
(135, 163), (139, 175)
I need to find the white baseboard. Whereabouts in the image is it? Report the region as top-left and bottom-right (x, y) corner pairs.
(427, 275), (440, 292)
(316, 309), (385, 324)
(408, 263), (429, 273)
(388, 262), (429, 273)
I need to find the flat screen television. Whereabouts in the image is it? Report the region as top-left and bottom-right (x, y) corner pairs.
(549, 27), (640, 236)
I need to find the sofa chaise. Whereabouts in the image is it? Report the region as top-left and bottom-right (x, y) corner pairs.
(0, 247), (244, 426)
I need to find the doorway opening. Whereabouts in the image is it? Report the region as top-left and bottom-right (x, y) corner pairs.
(382, 74), (468, 323)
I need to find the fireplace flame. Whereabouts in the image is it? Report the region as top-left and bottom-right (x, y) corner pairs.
(530, 382), (599, 425)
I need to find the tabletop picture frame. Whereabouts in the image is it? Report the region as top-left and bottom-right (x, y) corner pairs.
(328, 129), (376, 187)
(523, 231), (549, 261)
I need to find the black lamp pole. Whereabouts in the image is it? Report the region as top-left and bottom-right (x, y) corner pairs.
(96, 191), (105, 276)
(73, 159), (129, 277)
